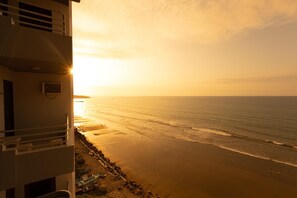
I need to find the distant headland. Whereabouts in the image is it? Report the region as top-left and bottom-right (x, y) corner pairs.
(74, 95), (91, 99)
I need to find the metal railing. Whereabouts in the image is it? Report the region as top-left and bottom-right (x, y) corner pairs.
(0, 1), (66, 35)
(0, 123), (70, 153)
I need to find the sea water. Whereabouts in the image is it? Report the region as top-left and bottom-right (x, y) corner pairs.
(75, 96), (297, 168)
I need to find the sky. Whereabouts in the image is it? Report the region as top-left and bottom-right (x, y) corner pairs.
(72, 0), (297, 96)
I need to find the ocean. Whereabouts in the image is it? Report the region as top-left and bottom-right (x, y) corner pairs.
(74, 96), (297, 197)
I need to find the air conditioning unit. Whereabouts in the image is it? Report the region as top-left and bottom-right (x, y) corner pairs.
(42, 83), (62, 94)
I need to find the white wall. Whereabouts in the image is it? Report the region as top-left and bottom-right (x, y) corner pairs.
(13, 72), (72, 129)
(56, 172), (74, 195)
(0, 65), (74, 139)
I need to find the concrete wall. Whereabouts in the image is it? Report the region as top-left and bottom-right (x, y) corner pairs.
(68, 0), (72, 37)
(17, 146), (74, 184)
(0, 68), (75, 196)
(0, 150), (16, 190)
(56, 174), (69, 191)
(0, 23), (72, 72)
(13, 72), (72, 129)
(56, 172), (74, 194)
(0, 60), (74, 142)
(0, 146), (74, 191)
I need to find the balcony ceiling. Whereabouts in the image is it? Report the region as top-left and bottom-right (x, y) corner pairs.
(53, 0), (81, 5)
(0, 17), (72, 75)
(0, 57), (71, 74)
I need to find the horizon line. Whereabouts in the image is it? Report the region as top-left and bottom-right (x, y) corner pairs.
(75, 95), (297, 97)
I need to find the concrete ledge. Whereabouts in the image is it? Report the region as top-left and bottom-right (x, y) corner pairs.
(0, 145), (74, 190)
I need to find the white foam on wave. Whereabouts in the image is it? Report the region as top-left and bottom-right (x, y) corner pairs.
(272, 141), (284, 146)
(264, 139), (297, 150)
(218, 145), (297, 169)
(172, 133), (197, 143)
(218, 145), (270, 160)
(192, 127), (232, 137)
(172, 133), (297, 169)
(272, 159), (297, 168)
(148, 119), (178, 128)
(165, 120), (178, 127)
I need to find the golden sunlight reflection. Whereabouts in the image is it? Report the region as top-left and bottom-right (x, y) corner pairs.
(74, 99), (86, 117)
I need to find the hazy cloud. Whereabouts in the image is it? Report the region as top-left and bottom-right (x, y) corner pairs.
(72, 1), (297, 96)
(74, 39), (126, 57)
(217, 75), (297, 84)
(73, 0), (297, 44)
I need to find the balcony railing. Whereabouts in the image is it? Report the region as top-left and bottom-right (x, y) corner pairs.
(37, 190), (71, 198)
(0, 1), (66, 35)
(0, 123), (70, 153)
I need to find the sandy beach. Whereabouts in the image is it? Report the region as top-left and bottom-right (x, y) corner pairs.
(75, 126), (158, 198)
(75, 115), (297, 197)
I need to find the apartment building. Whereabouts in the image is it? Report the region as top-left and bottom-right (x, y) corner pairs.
(0, 0), (79, 197)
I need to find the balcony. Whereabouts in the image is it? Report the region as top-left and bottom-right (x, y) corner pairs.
(0, 1), (72, 74)
(0, 124), (74, 190)
(0, 1), (66, 35)
(0, 124), (69, 152)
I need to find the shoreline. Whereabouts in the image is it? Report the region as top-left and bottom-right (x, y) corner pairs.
(75, 127), (159, 197)
(74, 115), (297, 197)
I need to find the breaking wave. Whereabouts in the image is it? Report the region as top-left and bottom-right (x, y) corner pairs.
(191, 127), (232, 137)
(217, 146), (297, 168)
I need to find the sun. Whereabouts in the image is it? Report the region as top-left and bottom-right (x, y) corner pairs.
(72, 55), (123, 94)
(69, 68), (74, 75)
